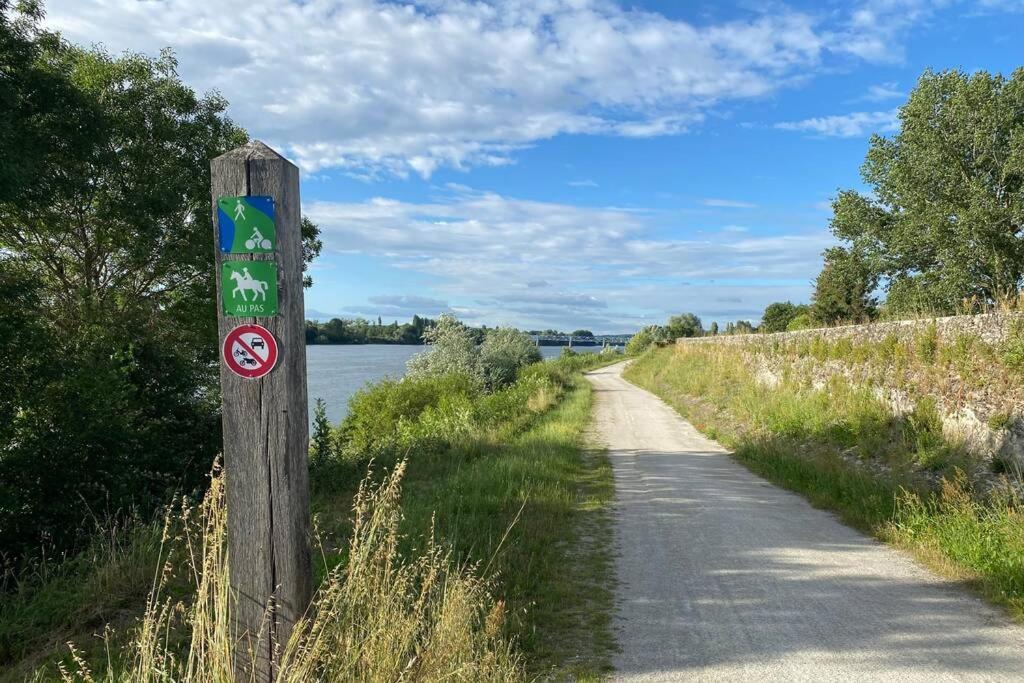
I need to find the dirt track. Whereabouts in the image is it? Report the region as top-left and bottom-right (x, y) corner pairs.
(587, 361), (1024, 682)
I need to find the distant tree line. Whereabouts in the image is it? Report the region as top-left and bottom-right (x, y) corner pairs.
(305, 314), (439, 345)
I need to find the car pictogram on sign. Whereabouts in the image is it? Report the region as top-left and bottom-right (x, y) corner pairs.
(223, 324), (278, 379)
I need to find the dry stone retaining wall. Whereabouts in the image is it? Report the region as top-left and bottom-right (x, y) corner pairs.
(676, 313), (1024, 471)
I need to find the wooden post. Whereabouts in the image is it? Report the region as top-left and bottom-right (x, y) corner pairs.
(210, 141), (312, 680)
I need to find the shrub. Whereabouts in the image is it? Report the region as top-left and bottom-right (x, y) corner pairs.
(915, 323), (940, 364)
(406, 315), (484, 388)
(310, 397), (335, 469)
(1003, 320), (1024, 373)
(339, 374), (479, 462)
(762, 302), (808, 333)
(479, 328), (542, 391)
(786, 313), (813, 331)
(626, 326), (662, 355)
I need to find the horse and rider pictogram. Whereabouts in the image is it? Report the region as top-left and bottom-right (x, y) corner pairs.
(221, 261), (278, 316)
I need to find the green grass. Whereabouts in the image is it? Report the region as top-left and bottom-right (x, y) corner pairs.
(395, 374), (616, 679)
(625, 345), (1024, 620)
(1, 356), (617, 681)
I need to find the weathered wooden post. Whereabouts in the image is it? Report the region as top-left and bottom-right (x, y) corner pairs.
(210, 140), (312, 680)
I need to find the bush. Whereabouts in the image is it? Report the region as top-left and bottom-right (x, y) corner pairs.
(761, 302), (809, 333)
(406, 315), (484, 387)
(339, 374), (479, 462)
(407, 316), (542, 393)
(0, 273), (219, 564)
(1003, 320), (1024, 373)
(479, 328), (542, 390)
(626, 326), (662, 355)
(786, 312), (813, 331)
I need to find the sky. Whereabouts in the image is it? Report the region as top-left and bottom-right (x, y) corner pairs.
(44, 0), (1024, 333)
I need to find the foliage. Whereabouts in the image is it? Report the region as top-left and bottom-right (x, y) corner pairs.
(0, 2), (93, 204)
(724, 320), (756, 335)
(310, 398), (334, 469)
(708, 321), (719, 335)
(811, 247), (879, 325)
(760, 301), (809, 333)
(406, 315), (485, 387)
(479, 328), (543, 390)
(338, 373), (480, 463)
(665, 313), (703, 338)
(404, 316), (542, 393)
(625, 325), (664, 355)
(0, 264), (220, 562)
(306, 315), (435, 345)
(786, 313), (813, 331)
(830, 68), (1024, 315)
(0, 31), (322, 564)
(1003, 319), (1024, 373)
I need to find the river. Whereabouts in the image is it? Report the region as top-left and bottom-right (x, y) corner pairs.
(306, 344), (616, 426)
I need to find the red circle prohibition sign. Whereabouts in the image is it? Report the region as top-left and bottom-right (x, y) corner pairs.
(223, 324), (279, 379)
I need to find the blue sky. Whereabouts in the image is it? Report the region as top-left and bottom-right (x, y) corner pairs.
(47, 0), (1024, 332)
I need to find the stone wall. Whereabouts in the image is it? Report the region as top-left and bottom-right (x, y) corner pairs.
(676, 313), (1024, 473)
(679, 312), (1022, 348)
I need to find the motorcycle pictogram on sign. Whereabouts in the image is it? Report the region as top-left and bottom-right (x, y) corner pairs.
(222, 324), (279, 379)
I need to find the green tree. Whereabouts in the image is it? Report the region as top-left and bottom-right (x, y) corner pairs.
(733, 320), (756, 334)
(831, 68), (1024, 314)
(665, 313), (703, 338)
(811, 247), (879, 325)
(406, 314), (484, 387)
(0, 28), (320, 560)
(626, 325), (665, 354)
(309, 398), (333, 468)
(0, 1), (94, 203)
(760, 301), (809, 333)
(708, 321), (719, 336)
(479, 328), (542, 390)
(570, 329), (594, 338)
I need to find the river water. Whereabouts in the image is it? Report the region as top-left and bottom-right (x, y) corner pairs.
(306, 344), (615, 426)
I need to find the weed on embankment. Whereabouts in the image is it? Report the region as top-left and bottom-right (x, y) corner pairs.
(1, 352), (618, 681)
(625, 345), (1024, 620)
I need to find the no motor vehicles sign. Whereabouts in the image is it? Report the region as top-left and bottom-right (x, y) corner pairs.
(223, 324), (279, 379)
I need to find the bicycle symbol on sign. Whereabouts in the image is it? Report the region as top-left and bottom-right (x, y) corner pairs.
(245, 225), (272, 250)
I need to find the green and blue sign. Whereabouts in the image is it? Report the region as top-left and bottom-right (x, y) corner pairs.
(218, 196), (276, 254)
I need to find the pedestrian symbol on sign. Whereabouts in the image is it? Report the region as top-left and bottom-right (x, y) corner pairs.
(217, 196), (276, 253)
(223, 324), (279, 379)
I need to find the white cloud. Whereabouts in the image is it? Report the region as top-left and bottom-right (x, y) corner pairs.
(568, 179), (599, 187)
(861, 82), (904, 102)
(701, 198), (758, 209)
(306, 185), (833, 330)
(775, 109), (899, 138)
(43, 0), (948, 177)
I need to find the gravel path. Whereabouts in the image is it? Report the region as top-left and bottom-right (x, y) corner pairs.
(587, 361), (1024, 682)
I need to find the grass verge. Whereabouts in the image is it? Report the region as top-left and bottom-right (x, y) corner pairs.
(624, 345), (1024, 620)
(1, 355), (617, 681)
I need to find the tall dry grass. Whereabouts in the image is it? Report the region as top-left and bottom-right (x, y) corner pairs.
(60, 461), (523, 682)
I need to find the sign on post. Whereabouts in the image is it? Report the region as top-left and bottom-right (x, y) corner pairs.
(223, 324), (279, 379)
(218, 196), (277, 253)
(222, 260), (279, 316)
(210, 141), (312, 682)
